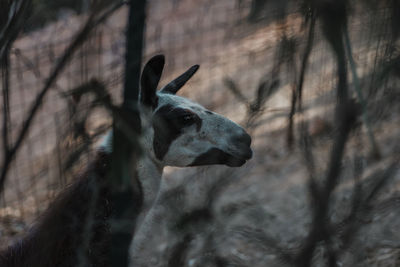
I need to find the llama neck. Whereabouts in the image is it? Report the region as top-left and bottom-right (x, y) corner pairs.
(137, 152), (163, 207)
(101, 130), (164, 206)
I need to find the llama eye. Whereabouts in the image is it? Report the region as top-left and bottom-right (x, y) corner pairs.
(183, 114), (194, 121)
(181, 114), (196, 125)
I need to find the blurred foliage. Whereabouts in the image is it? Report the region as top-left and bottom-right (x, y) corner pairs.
(26, 0), (83, 31)
(25, 0), (118, 31)
(0, 1), (13, 28)
(248, 0), (289, 23)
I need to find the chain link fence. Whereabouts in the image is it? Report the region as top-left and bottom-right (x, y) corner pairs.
(1, 0), (399, 266)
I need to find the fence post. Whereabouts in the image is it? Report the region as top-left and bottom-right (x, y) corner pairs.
(108, 0), (147, 266)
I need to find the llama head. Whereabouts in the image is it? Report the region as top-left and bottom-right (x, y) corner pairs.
(140, 55), (252, 168)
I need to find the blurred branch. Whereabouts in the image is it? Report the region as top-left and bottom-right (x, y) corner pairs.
(246, 79), (280, 128)
(330, 162), (398, 259)
(13, 48), (64, 92)
(0, 0), (31, 196)
(63, 78), (144, 267)
(250, 80), (280, 113)
(344, 27), (381, 159)
(318, 0), (349, 102)
(296, 100), (359, 267)
(223, 77), (249, 105)
(374, 193), (400, 216)
(299, 122), (320, 203)
(60, 71), (145, 266)
(224, 76), (279, 130)
(248, 0), (268, 23)
(362, 163), (397, 204)
(295, 2), (358, 264)
(287, 11), (316, 148)
(231, 226), (295, 264)
(0, 0), (127, 197)
(0, 0), (31, 60)
(107, 0), (146, 266)
(1, 50), (11, 157)
(64, 79), (142, 160)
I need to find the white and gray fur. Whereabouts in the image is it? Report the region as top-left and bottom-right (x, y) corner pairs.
(101, 55), (251, 200)
(100, 55), (252, 261)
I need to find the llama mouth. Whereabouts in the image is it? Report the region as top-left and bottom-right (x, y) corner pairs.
(226, 148), (253, 167)
(189, 147), (252, 167)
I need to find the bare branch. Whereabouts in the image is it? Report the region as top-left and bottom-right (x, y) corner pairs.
(223, 77), (249, 105)
(1, 51), (10, 155)
(287, 11), (316, 148)
(0, 0), (127, 196)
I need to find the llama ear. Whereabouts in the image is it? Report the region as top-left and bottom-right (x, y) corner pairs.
(161, 65), (199, 95)
(140, 55), (165, 108)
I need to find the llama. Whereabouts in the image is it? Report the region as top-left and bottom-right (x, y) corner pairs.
(0, 55), (252, 267)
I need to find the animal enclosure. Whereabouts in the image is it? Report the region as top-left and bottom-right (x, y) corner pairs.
(1, 0), (400, 266)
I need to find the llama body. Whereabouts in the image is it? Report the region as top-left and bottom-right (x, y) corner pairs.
(0, 55), (252, 267)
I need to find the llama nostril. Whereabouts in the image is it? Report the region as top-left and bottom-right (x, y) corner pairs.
(232, 132), (252, 147)
(243, 133), (251, 147)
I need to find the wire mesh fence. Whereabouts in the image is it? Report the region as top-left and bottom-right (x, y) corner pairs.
(0, 0), (259, 223)
(1, 11), (121, 223)
(0, 0), (399, 266)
